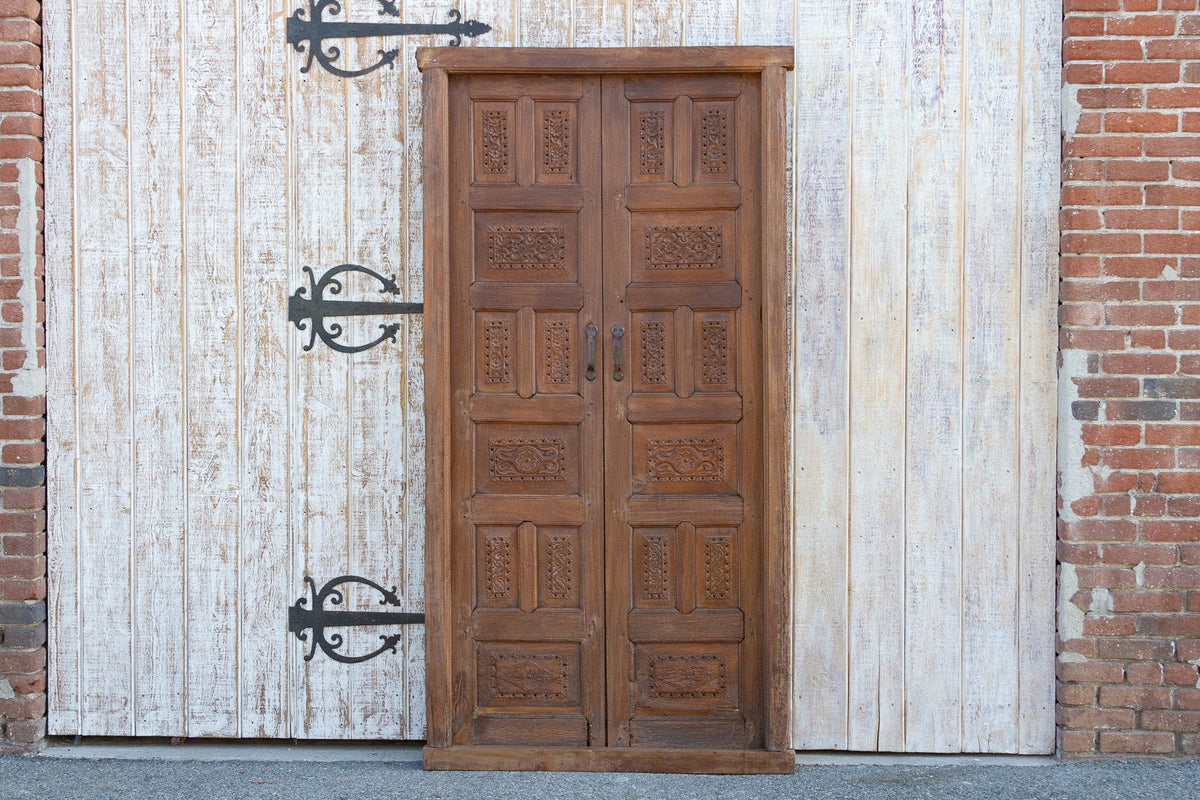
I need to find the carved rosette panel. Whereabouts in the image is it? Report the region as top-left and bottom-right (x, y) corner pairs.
(645, 225), (723, 269)
(482, 320), (511, 385)
(544, 321), (572, 385)
(648, 654), (726, 698)
(490, 653), (568, 700)
(638, 110), (666, 175)
(646, 438), (725, 482)
(484, 534), (514, 601)
(487, 226), (567, 270)
(700, 320), (729, 385)
(488, 438), (567, 482)
(699, 108), (729, 174)
(481, 109), (509, 174)
(542, 109), (571, 174)
(639, 321), (668, 385)
(703, 534), (733, 602)
(544, 534), (574, 600)
(641, 535), (670, 600)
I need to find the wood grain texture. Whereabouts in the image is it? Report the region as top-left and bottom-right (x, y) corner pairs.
(630, 0), (683, 46)
(43, 0), (80, 737)
(789, 31), (850, 751)
(739, 0), (793, 46)
(74, 0), (134, 737)
(573, 0), (628, 46)
(129, 0), (186, 736)
(846, 0), (907, 752)
(903, 0), (964, 754)
(961, 0), (1022, 754)
(1016, 0), (1060, 756)
(683, 0), (738, 45)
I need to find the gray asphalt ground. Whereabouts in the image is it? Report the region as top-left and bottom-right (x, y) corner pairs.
(1, 743), (1197, 799)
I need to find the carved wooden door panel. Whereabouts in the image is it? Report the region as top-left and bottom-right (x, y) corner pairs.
(448, 74), (606, 747)
(602, 74), (764, 749)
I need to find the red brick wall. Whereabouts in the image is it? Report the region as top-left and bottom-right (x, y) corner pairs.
(0, 0), (44, 756)
(1060, 0), (1200, 758)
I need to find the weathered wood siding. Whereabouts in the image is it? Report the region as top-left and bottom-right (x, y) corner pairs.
(44, 0), (1059, 750)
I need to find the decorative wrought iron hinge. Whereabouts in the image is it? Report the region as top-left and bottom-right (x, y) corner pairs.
(288, 0), (492, 78)
(289, 263), (422, 354)
(288, 575), (425, 665)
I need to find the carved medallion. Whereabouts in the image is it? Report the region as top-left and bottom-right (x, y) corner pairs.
(483, 534), (513, 600)
(648, 654), (726, 698)
(490, 653), (568, 700)
(487, 226), (567, 270)
(481, 109), (509, 174)
(642, 535), (670, 600)
(699, 108), (729, 174)
(703, 534), (733, 602)
(700, 320), (729, 385)
(645, 225), (723, 269)
(638, 110), (666, 175)
(646, 438), (725, 482)
(488, 438), (566, 482)
(545, 534), (574, 600)
(640, 321), (667, 385)
(542, 109), (571, 174)
(544, 321), (572, 385)
(482, 320), (511, 384)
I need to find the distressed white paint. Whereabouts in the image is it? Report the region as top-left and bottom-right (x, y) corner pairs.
(44, 0), (1058, 752)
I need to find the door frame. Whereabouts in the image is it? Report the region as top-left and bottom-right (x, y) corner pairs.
(419, 46), (794, 773)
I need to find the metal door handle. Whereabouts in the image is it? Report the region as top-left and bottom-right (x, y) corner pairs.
(611, 324), (625, 382)
(584, 324), (598, 381)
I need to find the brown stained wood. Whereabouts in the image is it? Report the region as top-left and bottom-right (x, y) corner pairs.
(421, 46), (792, 772)
(417, 46), (794, 73)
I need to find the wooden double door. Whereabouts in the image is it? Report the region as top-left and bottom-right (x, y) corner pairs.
(422, 48), (792, 772)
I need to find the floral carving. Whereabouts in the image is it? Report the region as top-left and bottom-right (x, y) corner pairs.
(484, 534), (513, 600)
(639, 110), (666, 175)
(481, 109), (509, 174)
(487, 226), (567, 270)
(703, 535), (733, 602)
(545, 534), (573, 600)
(640, 321), (667, 385)
(699, 108), (729, 173)
(544, 321), (572, 385)
(542, 109), (571, 174)
(488, 438), (566, 482)
(641, 535), (669, 600)
(700, 320), (728, 385)
(645, 225), (722, 269)
(482, 320), (511, 384)
(648, 654), (726, 698)
(647, 438), (725, 482)
(490, 653), (568, 700)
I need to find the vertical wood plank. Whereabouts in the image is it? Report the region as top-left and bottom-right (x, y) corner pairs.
(682, 0), (738, 46)
(73, 0), (134, 737)
(630, 0), (682, 46)
(238, 0), (292, 738)
(43, 0), (81, 736)
(467, 0), (517, 48)
(847, 0), (908, 752)
(183, 0), (242, 737)
(573, 0), (627, 47)
(344, 0), (410, 737)
(738, 0), (793, 46)
(903, 0), (964, 754)
(518, 1), (572, 46)
(289, 36), (351, 741)
(1017, 0), (1060, 755)
(790, 10), (850, 750)
(961, 0), (1022, 754)
(128, 0), (185, 736)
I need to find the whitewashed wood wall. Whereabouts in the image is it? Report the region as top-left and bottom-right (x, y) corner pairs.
(44, 0), (1060, 751)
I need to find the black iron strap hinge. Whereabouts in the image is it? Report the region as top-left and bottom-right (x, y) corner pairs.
(289, 575), (425, 665)
(289, 264), (422, 354)
(288, 0), (491, 78)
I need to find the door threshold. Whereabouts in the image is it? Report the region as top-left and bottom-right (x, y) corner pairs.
(422, 745), (795, 774)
